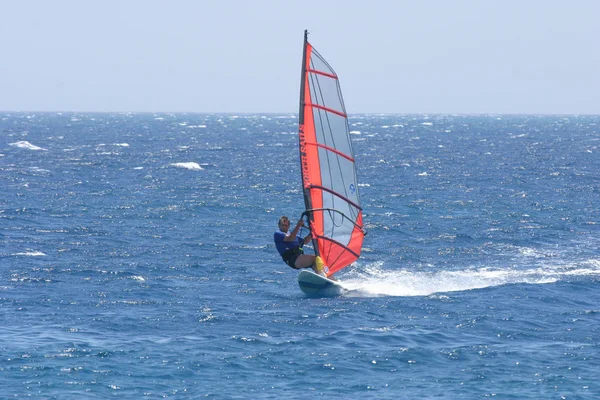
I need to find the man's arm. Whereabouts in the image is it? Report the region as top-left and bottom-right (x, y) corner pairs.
(283, 219), (304, 242)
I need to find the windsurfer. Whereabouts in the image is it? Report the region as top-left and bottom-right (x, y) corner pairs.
(274, 216), (326, 275)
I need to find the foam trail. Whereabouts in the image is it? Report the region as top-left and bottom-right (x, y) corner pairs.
(341, 260), (599, 297)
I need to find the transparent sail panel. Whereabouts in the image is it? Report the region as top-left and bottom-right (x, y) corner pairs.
(313, 110), (353, 159)
(308, 72), (344, 113)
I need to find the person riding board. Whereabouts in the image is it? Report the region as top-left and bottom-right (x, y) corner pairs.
(274, 216), (326, 276)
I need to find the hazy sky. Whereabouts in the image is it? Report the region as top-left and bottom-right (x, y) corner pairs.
(1, 0), (599, 114)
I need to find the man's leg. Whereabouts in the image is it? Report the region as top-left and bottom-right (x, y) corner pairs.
(294, 254), (316, 269)
(295, 254), (325, 276)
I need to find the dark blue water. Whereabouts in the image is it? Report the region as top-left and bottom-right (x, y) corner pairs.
(1, 113), (599, 398)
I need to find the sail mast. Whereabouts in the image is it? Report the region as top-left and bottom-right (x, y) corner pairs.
(299, 30), (308, 129)
(299, 29), (318, 254)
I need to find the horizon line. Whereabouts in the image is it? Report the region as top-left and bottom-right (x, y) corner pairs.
(2, 110), (599, 117)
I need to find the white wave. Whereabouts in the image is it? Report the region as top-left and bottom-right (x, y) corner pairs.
(13, 251), (46, 257)
(9, 141), (47, 151)
(29, 167), (51, 174)
(114, 143), (129, 147)
(340, 260), (598, 298)
(170, 162), (203, 171)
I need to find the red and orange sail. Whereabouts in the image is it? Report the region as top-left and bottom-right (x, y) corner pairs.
(298, 30), (365, 276)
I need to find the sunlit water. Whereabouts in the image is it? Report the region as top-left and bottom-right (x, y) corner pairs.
(1, 113), (599, 398)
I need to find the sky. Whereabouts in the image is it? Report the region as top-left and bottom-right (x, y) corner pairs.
(1, 0), (599, 114)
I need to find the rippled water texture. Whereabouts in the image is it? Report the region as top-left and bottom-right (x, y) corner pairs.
(1, 113), (599, 398)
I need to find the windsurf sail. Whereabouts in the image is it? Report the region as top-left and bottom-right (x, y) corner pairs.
(298, 30), (365, 276)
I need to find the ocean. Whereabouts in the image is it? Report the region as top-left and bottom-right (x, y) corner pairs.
(1, 112), (599, 399)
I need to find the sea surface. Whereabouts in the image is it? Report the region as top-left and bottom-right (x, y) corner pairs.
(1, 112), (599, 399)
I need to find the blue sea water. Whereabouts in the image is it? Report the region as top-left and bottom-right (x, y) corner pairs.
(1, 112), (599, 399)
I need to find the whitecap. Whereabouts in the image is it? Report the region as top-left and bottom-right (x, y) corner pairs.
(13, 251), (46, 257)
(9, 141), (47, 151)
(170, 162), (203, 171)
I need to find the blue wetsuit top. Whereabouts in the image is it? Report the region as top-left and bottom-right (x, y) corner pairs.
(274, 230), (303, 256)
